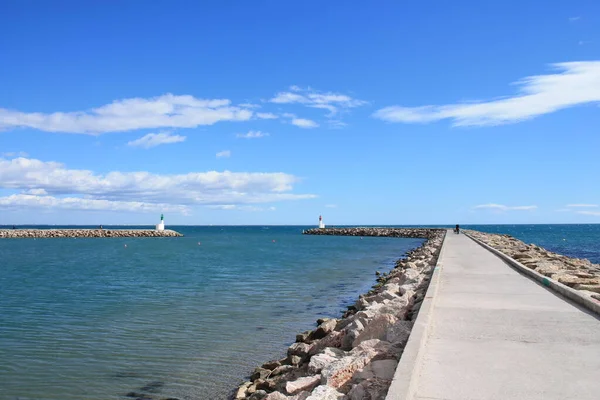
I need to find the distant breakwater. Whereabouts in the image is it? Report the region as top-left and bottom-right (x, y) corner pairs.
(303, 227), (444, 239)
(0, 229), (183, 239)
(232, 227), (445, 399)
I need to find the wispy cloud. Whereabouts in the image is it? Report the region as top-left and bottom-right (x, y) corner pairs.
(127, 132), (186, 148)
(566, 203), (598, 208)
(256, 112), (278, 119)
(25, 188), (48, 195)
(216, 150), (231, 158)
(207, 204), (276, 212)
(474, 204), (537, 211)
(1, 151), (29, 158)
(270, 86), (366, 120)
(373, 61), (600, 126)
(291, 118), (319, 128)
(0, 94), (252, 134)
(240, 103), (261, 109)
(569, 16), (581, 22)
(325, 204), (337, 208)
(236, 130), (269, 139)
(577, 210), (600, 216)
(0, 157), (316, 212)
(0, 194), (189, 214)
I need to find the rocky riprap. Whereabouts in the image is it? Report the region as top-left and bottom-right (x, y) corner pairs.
(232, 228), (445, 400)
(465, 230), (600, 301)
(303, 227), (443, 239)
(0, 229), (183, 238)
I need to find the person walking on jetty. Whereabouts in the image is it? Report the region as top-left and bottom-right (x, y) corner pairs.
(455, 224), (460, 234)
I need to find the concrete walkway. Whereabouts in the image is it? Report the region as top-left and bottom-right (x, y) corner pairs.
(411, 231), (600, 400)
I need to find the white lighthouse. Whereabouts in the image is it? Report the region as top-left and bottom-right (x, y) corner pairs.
(156, 214), (165, 231)
(319, 215), (325, 229)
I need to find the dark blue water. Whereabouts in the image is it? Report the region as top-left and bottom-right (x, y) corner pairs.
(460, 224), (600, 264)
(0, 226), (422, 400)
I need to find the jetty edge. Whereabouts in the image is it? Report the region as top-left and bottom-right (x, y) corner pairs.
(231, 227), (446, 400)
(0, 229), (183, 238)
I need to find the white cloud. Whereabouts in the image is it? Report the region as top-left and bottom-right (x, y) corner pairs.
(25, 188), (48, 195)
(291, 118), (319, 128)
(569, 16), (581, 22)
(577, 210), (600, 216)
(127, 132), (186, 148)
(216, 150), (231, 158)
(236, 130), (269, 139)
(325, 204), (337, 208)
(240, 103), (261, 109)
(474, 204), (537, 211)
(566, 203), (598, 208)
(1, 151), (29, 158)
(256, 112), (278, 119)
(270, 86), (367, 117)
(207, 204), (273, 212)
(328, 120), (348, 129)
(0, 94), (253, 134)
(0, 194), (189, 214)
(373, 61), (600, 126)
(0, 157), (316, 212)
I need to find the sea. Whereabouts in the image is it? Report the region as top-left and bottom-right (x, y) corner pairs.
(0, 224), (598, 400)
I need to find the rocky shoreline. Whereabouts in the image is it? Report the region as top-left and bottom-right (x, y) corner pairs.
(0, 229), (183, 238)
(232, 228), (445, 400)
(464, 229), (600, 302)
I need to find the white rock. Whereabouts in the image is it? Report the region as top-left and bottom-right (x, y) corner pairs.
(322, 343), (381, 388)
(285, 375), (321, 395)
(266, 392), (289, 400)
(309, 331), (344, 356)
(308, 347), (345, 374)
(352, 314), (398, 347)
(305, 385), (345, 400)
(385, 320), (413, 345)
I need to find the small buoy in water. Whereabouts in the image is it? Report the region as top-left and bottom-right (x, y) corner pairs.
(563, 238), (566, 241)
(272, 239), (276, 243)
(360, 237), (363, 240)
(124, 244), (127, 248)
(198, 242), (201, 245)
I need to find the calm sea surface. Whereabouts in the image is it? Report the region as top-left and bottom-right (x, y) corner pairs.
(0, 226), (422, 400)
(0, 224), (598, 400)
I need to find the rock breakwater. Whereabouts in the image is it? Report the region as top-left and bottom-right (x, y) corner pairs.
(303, 227), (443, 239)
(0, 229), (183, 239)
(465, 230), (600, 301)
(233, 228), (445, 400)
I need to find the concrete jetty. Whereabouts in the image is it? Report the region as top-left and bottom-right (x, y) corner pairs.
(0, 229), (183, 238)
(387, 230), (600, 400)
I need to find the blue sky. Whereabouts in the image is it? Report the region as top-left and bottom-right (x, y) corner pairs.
(1, 0), (599, 225)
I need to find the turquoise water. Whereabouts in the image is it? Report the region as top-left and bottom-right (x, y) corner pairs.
(0, 226), (422, 400)
(1, 224), (598, 400)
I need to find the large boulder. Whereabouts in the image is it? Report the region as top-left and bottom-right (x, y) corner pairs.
(308, 347), (346, 374)
(309, 331), (344, 356)
(288, 343), (312, 359)
(352, 359), (398, 382)
(352, 314), (398, 347)
(304, 385), (345, 400)
(285, 375), (321, 395)
(310, 319), (337, 340)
